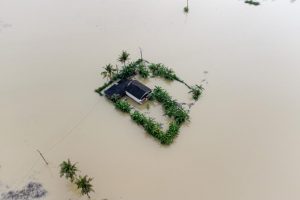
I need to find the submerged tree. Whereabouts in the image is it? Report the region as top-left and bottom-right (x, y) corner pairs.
(245, 0), (260, 6)
(75, 175), (94, 199)
(101, 64), (117, 81)
(183, 0), (189, 14)
(118, 50), (130, 66)
(59, 159), (78, 182)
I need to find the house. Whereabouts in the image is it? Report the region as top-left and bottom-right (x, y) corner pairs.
(104, 79), (131, 99)
(125, 80), (152, 104)
(104, 79), (152, 104)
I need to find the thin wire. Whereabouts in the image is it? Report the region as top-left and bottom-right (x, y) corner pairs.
(45, 100), (100, 155)
(13, 99), (100, 189)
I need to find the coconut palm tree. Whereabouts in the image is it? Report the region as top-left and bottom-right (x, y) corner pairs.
(75, 175), (94, 199)
(184, 0), (189, 13)
(59, 159), (78, 182)
(101, 64), (117, 81)
(118, 50), (130, 66)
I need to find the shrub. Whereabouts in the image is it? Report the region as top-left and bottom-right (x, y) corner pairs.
(152, 86), (189, 125)
(148, 63), (178, 81)
(115, 99), (131, 113)
(130, 111), (164, 140)
(143, 117), (164, 139)
(137, 63), (150, 78)
(117, 62), (138, 79)
(189, 85), (204, 101)
(131, 111), (147, 125)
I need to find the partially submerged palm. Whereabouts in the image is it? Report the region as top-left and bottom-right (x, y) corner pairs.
(184, 0), (189, 13)
(118, 51), (130, 66)
(59, 159), (78, 182)
(75, 175), (94, 198)
(101, 64), (117, 80)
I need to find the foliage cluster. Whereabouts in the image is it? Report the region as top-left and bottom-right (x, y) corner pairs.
(101, 64), (117, 81)
(152, 86), (189, 125)
(95, 51), (205, 145)
(130, 110), (181, 145)
(60, 159), (78, 183)
(148, 63), (178, 81)
(245, 0), (260, 5)
(161, 122), (180, 145)
(115, 99), (131, 113)
(130, 111), (164, 140)
(116, 62), (138, 79)
(75, 175), (94, 199)
(137, 63), (150, 78)
(189, 85), (204, 101)
(118, 50), (130, 66)
(60, 159), (94, 198)
(97, 51), (203, 101)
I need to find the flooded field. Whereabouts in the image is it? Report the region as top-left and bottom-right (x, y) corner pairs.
(1, 0), (300, 199)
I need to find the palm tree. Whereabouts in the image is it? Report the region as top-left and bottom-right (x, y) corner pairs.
(118, 50), (130, 66)
(101, 64), (117, 81)
(75, 175), (94, 199)
(184, 0), (189, 13)
(59, 159), (78, 182)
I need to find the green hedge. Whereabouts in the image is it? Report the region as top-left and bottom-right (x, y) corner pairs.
(148, 63), (178, 81)
(115, 99), (131, 113)
(152, 86), (189, 125)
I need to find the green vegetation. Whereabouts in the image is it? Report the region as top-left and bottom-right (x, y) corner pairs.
(95, 51), (198, 97)
(75, 175), (94, 199)
(116, 62), (137, 79)
(59, 159), (94, 199)
(59, 159), (78, 183)
(161, 122), (180, 145)
(101, 64), (117, 81)
(115, 99), (131, 113)
(152, 86), (189, 125)
(118, 50), (130, 66)
(131, 111), (164, 140)
(95, 50), (205, 145)
(245, 0), (260, 6)
(148, 63), (178, 81)
(130, 109), (182, 145)
(129, 86), (189, 145)
(189, 85), (204, 101)
(137, 63), (150, 78)
(184, 0), (189, 13)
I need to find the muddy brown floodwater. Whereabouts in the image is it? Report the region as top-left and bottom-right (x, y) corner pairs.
(1, 0), (300, 200)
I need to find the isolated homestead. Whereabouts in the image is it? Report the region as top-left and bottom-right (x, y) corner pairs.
(104, 79), (152, 104)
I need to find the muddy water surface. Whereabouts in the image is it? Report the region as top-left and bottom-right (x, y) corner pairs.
(1, 0), (300, 200)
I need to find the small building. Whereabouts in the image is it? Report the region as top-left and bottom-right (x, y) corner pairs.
(125, 80), (152, 104)
(104, 79), (152, 104)
(104, 79), (131, 99)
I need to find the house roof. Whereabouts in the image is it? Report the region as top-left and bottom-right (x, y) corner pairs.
(126, 80), (152, 100)
(104, 79), (131, 98)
